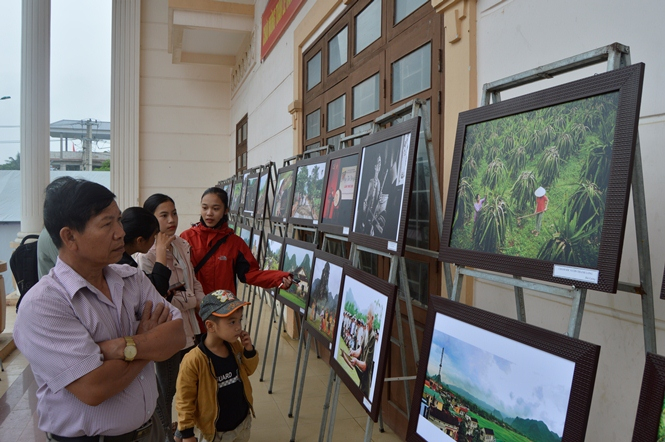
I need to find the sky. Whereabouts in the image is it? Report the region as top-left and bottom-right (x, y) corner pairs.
(425, 313), (576, 437)
(0, 0), (112, 164)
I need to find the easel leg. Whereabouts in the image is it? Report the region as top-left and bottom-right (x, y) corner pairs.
(399, 256), (420, 363)
(325, 376), (342, 442)
(260, 294), (276, 382)
(363, 416), (373, 442)
(288, 314), (307, 417)
(290, 335), (312, 442)
(567, 288), (587, 339)
(268, 303), (286, 393)
(631, 139), (657, 354)
(253, 289), (266, 342)
(318, 369), (335, 442)
(392, 294), (411, 418)
(514, 276), (526, 322)
(451, 267), (464, 302)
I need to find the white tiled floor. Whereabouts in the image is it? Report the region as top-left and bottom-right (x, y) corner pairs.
(0, 293), (404, 441)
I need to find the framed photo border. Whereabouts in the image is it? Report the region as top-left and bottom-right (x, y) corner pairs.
(229, 177), (244, 215)
(318, 145), (362, 236)
(329, 265), (398, 422)
(276, 237), (317, 314)
(406, 295), (601, 442)
(303, 250), (351, 357)
(249, 229), (264, 263)
(287, 155), (329, 228)
(242, 171), (261, 218)
(349, 117), (421, 256)
(438, 63), (645, 293)
(254, 168), (271, 220)
(270, 163), (298, 224)
(237, 222), (253, 247)
(263, 233), (286, 297)
(631, 352), (665, 441)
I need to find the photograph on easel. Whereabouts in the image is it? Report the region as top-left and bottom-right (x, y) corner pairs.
(243, 172), (260, 218)
(631, 353), (665, 441)
(350, 118), (420, 255)
(229, 178), (244, 214)
(250, 229), (263, 262)
(319, 146), (361, 236)
(239, 170), (251, 209)
(330, 265), (397, 421)
(263, 234), (285, 273)
(304, 251), (348, 351)
(439, 63), (645, 293)
(238, 223), (252, 247)
(407, 296), (600, 442)
(289, 156), (327, 227)
(271, 164), (297, 223)
(277, 238), (315, 312)
(254, 169), (270, 220)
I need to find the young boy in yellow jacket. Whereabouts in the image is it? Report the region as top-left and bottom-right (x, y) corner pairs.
(175, 290), (257, 442)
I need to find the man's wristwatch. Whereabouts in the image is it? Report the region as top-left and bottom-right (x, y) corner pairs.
(123, 336), (137, 362)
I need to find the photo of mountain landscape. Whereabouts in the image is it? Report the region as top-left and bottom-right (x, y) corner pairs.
(278, 239), (315, 311)
(416, 313), (576, 442)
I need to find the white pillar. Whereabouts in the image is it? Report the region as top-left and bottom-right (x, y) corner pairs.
(19, 0), (50, 237)
(111, 0), (141, 209)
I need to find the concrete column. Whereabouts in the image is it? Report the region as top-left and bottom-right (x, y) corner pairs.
(18, 0), (51, 238)
(111, 0), (141, 209)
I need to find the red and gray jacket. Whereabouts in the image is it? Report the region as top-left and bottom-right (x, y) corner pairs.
(181, 222), (289, 295)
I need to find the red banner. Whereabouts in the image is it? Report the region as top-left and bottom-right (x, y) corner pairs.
(261, 0), (306, 60)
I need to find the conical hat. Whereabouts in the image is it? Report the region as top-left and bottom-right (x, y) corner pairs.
(534, 187), (546, 197)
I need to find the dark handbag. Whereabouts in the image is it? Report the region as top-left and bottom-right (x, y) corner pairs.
(194, 235), (229, 274)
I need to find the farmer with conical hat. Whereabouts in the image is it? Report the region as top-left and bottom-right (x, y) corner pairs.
(532, 186), (549, 236)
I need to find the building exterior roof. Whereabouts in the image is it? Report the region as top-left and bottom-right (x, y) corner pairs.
(0, 171), (110, 222)
(49, 119), (110, 140)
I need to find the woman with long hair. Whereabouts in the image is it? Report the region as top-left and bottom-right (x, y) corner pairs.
(137, 194), (205, 438)
(180, 187), (292, 296)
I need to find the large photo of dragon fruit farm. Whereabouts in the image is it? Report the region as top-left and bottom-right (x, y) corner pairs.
(449, 91), (619, 268)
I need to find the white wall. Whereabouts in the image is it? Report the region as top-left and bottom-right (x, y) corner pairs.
(476, 0), (665, 440)
(139, 0), (234, 232)
(230, 0), (322, 171)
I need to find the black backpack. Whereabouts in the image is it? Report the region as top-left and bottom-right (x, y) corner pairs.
(9, 234), (40, 312)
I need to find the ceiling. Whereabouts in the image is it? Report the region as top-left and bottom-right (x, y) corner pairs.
(168, 0), (255, 66)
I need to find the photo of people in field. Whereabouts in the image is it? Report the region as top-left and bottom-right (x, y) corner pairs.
(449, 92), (619, 268)
(333, 275), (388, 403)
(416, 313), (575, 442)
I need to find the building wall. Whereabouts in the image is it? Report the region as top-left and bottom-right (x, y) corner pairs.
(230, 0), (322, 169)
(473, 1), (665, 440)
(139, 0), (234, 231)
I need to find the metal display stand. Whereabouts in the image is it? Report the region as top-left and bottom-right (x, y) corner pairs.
(446, 43), (656, 352)
(245, 162), (275, 334)
(289, 100), (446, 441)
(264, 146), (332, 392)
(259, 148), (329, 389)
